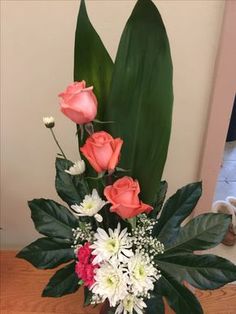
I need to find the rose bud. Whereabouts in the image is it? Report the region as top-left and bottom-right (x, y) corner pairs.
(80, 131), (123, 173)
(104, 176), (153, 219)
(58, 81), (97, 125)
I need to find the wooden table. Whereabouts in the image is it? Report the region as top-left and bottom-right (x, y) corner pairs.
(1, 251), (236, 314)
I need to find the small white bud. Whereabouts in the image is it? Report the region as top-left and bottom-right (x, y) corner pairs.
(94, 213), (103, 222)
(43, 116), (55, 128)
(65, 160), (86, 175)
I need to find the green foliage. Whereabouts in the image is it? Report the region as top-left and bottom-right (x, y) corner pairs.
(74, 0), (113, 121)
(145, 294), (164, 314)
(104, 0), (173, 204)
(149, 180), (168, 217)
(16, 238), (75, 269)
(84, 287), (93, 306)
(55, 158), (89, 206)
(151, 183), (235, 311)
(153, 182), (202, 245)
(157, 253), (236, 290)
(157, 272), (203, 314)
(164, 213), (231, 253)
(28, 198), (78, 243)
(42, 262), (80, 297)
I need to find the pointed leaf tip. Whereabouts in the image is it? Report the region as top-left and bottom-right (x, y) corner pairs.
(104, 0), (173, 204)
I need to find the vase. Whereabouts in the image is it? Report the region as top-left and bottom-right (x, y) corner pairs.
(99, 299), (114, 314)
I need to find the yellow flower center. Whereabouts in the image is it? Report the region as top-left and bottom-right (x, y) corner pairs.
(105, 238), (119, 254)
(105, 274), (119, 289)
(134, 263), (146, 281)
(123, 295), (134, 312)
(85, 202), (94, 209)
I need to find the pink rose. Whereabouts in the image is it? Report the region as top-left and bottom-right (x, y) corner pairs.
(59, 81), (97, 125)
(104, 176), (153, 219)
(80, 131), (123, 173)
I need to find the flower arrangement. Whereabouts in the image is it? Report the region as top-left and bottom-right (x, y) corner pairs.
(17, 1), (236, 314)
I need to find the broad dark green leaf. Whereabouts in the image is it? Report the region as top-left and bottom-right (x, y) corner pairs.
(153, 182), (202, 245)
(84, 287), (93, 306)
(29, 199), (78, 243)
(157, 253), (236, 290)
(104, 0), (173, 204)
(55, 158), (89, 206)
(149, 180), (168, 218)
(157, 272), (203, 314)
(16, 238), (75, 269)
(145, 294), (164, 314)
(164, 213), (231, 253)
(74, 0), (113, 120)
(42, 262), (80, 297)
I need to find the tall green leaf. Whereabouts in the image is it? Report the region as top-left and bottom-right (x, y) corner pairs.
(29, 199), (78, 243)
(153, 182), (202, 244)
(42, 262), (80, 297)
(149, 180), (168, 218)
(157, 273), (203, 314)
(164, 213), (231, 253)
(16, 238), (75, 269)
(74, 0), (113, 120)
(157, 253), (236, 290)
(105, 0), (173, 204)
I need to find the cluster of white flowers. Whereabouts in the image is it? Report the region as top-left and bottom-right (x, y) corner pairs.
(70, 190), (164, 313)
(89, 223), (162, 314)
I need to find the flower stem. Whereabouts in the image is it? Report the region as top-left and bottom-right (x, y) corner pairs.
(50, 129), (67, 160)
(128, 217), (137, 230)
(77, 128), (82, 160)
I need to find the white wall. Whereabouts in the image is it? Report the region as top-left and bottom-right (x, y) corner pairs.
(1, 0), (225, 248)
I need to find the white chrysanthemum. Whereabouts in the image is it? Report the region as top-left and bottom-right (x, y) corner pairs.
(65, 160), (86, 175)
(92, 262), (128, 307)
(43, 116), (55, 128)
(115, 294), (147, 314)
(90, 223), (133, 264)
(128, 252), (160, 295)
(71, 189), (105, 222)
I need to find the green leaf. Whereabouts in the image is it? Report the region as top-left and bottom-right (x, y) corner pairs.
(164, 213), (231, 253)
(29, 199), (78, 243)
(153, 182), (202, 245)
(42, 262), (80, 297)
(157, 272), (203, 314)
(16, 238), (75, 269)
(149, 180), (168, 217)
(74, 0), (113, 120)
(104, 0), (173, 204)
(146, 294), (164, 314)
(84, 287), (93, 306)
(157, 253), (236, 290)
(55, 158), (88, 206)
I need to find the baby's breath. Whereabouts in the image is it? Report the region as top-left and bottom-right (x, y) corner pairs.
(71, 222), (94, 248)
(131, 215), (165, 261)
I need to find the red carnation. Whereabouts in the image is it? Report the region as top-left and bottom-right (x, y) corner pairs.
(75, 242), (98, 288)
(77, 242), (92, 264)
